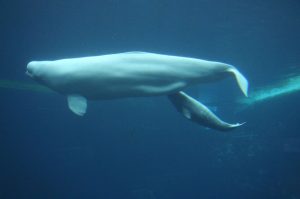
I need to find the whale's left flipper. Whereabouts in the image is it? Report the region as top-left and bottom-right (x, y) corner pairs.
(67, 95), (87, 116)
(168, 91), (245, 131)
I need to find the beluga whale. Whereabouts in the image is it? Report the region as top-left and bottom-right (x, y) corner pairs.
(26, 52), (248, 131)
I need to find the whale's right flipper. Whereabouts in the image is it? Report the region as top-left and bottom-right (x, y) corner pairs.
(168, 91), (245, 131)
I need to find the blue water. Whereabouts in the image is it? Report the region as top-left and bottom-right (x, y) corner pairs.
(0, 0), (300, 198)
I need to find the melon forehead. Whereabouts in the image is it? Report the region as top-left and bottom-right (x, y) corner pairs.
(26, 61), (51, 78)
(27, 61), (37, 69)
(27, 61), (52, 72)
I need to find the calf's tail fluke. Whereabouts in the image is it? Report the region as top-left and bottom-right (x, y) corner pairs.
(227, 67), (248, 97)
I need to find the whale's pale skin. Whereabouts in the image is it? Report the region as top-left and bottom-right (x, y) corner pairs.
(26, 52), (248, 131)
(168, 92), (245, 131)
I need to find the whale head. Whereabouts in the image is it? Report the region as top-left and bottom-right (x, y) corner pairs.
(26, 61), (54, 81)
(26, 61), (55, 88)
(26, 60), (68, 93)
(26, 61), (41, 79)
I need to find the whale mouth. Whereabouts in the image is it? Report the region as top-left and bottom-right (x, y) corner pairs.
(26, 70), (33, 78)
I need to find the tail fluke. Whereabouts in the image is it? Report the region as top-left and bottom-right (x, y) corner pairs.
(227, 67), (248, 97)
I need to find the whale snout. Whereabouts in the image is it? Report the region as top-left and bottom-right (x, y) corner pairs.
(26, 61), (38, 78)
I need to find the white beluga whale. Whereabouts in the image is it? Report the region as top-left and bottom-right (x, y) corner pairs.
(26, 52), (248, 131)
(168, 92), (245, 131)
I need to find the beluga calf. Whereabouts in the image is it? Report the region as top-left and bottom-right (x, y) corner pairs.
(26, 52), (248, 131)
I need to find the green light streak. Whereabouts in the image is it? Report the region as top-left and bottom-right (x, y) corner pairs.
(0, 79), (53, 93)
(239, 74), (300, 106)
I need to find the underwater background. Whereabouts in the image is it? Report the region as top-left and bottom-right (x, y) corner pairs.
(0, 0), (299, 198)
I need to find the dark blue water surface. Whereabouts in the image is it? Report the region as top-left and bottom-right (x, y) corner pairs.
(1, 0), (300, 198)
